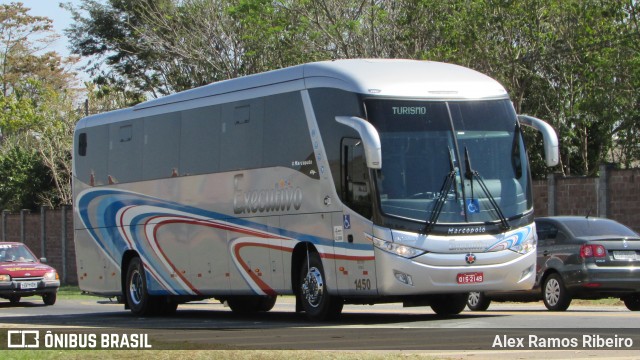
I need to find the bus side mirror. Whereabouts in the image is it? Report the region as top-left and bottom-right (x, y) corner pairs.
(335, 116), (382, 169)
(517, 115), (559, 167)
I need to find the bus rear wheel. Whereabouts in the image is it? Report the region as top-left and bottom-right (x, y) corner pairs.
(126, 257), (156, 316)
(226, 296), (277, 314)
(299, 251), (343, 321)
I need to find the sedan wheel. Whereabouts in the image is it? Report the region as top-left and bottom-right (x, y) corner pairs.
(467, 292), (491, 311)
(623, 294), (640, 311)
(542, 273), (571, 311)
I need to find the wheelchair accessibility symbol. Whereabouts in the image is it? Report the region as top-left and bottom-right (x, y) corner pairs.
(343, 215), (351, 229)
(466, 199), (480, 214)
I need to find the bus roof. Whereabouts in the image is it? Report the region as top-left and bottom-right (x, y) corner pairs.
(77, 59), (508, 129)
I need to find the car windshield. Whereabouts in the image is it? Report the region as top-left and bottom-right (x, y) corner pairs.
(0, 244), (37, 262)
(366, 99), (531, 226)
(562, 219), (639, 238)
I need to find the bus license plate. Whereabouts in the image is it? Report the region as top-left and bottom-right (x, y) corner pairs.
(457, 272), (483, 284)
(20, 281), (38, 289)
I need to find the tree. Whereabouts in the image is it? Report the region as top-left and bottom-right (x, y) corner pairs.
(0, 134), (52, 211)
(0, 2), (63, 96)
(65, 0), (640, 178)
(0, 3), (82, 209)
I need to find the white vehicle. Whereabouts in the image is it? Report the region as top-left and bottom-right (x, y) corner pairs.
(73, 59), (558, 320)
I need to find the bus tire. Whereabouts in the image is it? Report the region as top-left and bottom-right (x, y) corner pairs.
(299, 251), (343, 321)
(430, 293), (468, 315)
(467, 292), (491, 311)
(257, 295), (277, 311)
(155, 297), (178, 315)
(227, 296), (277, 314)
(125, 257), (156, 316)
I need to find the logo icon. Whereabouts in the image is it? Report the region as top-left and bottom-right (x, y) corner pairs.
(8, 330), (40, 348)
(465, 253), (477, 265)
(343, 215), (351, 229)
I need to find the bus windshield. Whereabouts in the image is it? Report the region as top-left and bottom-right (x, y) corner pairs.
(366, 99), (531, 226)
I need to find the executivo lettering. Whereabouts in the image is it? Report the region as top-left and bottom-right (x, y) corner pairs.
(233, 174), (303, 214)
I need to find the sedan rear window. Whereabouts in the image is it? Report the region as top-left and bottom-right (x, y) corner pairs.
(563, 219), (639, 238)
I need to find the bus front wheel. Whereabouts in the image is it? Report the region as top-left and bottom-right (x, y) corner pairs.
(430, 293), (468, 315)
(299, 251), (343, 321)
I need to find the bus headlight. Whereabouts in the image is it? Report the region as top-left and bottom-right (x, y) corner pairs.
(372, 237), (426, 259)
(0, 274), (10, 282)
(510, 236), (536, 255)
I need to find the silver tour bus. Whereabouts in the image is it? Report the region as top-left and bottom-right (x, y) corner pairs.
(73, 59), (559, 320)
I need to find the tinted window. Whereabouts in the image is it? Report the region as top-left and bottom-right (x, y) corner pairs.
(220, 99), (264, 171)
(108, 121), (143, 183)
(536, 222), (558, 241)
(180, 105), (221, 176)
(263, 92), (317, 177)
(75, 125), (109, 186)
(562, 219), (639, 238)
(78, 133), (87, 156)
(309, 89), (363, 200)
(143, 113), (181, 180)
(343, 138), (372, 218)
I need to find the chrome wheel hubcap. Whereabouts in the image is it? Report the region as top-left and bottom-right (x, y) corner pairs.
(129, 269), (143, 306)
(545, 279), (560, 306)
(468, 292), (480, 306)
(301, 267), (324, 308)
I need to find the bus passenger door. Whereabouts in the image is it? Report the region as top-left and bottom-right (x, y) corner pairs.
(335, 138), (377, 296)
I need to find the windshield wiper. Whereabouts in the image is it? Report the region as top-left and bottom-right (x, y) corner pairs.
(464, 147), (511, 230)
(422, 146), (457, 234)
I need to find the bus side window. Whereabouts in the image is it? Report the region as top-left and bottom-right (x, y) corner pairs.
(342, 138), (372, 219)
(78, 133), (87, 156)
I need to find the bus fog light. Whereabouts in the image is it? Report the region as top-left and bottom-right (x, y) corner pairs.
(520, 265), (534, 280)
(393, 270), (413, 286)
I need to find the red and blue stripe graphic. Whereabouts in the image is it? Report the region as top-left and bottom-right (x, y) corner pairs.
(76, 188), (374, 296)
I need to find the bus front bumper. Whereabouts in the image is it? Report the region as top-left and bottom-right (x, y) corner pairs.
(374, 247), (536, 295)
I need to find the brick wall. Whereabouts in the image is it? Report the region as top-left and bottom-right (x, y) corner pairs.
(532, 180), (548, 217)
(554, 176), (599, 216)
(1, 207), (76, 285)
(608, 168), (640, 233)
(532, 167), (640, 234)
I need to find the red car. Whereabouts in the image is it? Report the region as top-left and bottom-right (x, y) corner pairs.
(0, 242), (60, 305)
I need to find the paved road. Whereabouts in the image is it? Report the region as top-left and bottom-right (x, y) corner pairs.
(0, 297), (639, 358)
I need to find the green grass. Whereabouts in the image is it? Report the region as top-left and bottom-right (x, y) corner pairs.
(571, 297), (624, 306)
(56, 285), (86, 300)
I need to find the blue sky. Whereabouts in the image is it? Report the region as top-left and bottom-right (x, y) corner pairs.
(1, 0), (83, 57)
(1, 0), (88, 79)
